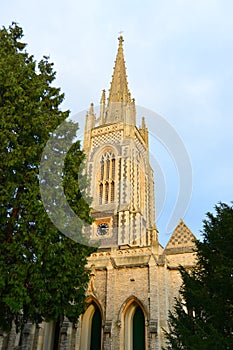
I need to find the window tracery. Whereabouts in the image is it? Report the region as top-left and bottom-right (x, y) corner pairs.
(98, 152), (116, 205)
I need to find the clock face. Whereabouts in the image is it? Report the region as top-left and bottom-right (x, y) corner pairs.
(97, 223), (109, 236)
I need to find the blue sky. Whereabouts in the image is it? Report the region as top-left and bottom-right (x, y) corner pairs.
(2, 0), (233, 246)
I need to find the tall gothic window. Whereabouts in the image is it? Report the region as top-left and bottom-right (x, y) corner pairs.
(98, 152), (116, 204)
(112, 158), (115, 178)
(100, 158), (104, 181)
(111, 181), (115, 202)
(105, 182), (109, 203)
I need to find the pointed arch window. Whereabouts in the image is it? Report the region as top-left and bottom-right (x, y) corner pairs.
(105, 182), (109, 203)
(100, 158), (104, 181)
(106, 156), (110, 179)
(98, 152), (116, 204)
(112, 158), (115, 178)
(111, 181), (115, 202)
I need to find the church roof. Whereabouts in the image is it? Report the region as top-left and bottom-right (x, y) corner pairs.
(108, 36), (131, 104)
(164, 219), (196, 253)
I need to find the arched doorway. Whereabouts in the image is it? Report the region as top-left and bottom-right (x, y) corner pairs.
(90, 307), (101, 350)
(133, 306), (145, 350)
(80, 302), (102, 350)
(124, 301), (146, 350)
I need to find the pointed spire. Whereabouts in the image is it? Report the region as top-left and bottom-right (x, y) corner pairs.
(108, 36), (131, 104)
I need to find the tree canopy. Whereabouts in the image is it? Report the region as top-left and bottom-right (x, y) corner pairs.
(164, 202), (233, 350)
(0, 23), (95, 333)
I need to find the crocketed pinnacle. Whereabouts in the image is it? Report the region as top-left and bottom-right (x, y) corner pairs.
(108, 36), (131, 104)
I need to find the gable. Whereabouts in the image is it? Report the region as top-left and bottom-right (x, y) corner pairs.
(164, 220), (197, 254)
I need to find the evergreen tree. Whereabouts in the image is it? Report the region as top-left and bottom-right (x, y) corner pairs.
(164, 202), (233, 349)
(0, 23), (95, 333)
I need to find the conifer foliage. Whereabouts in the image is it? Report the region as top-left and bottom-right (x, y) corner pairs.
(0, 23), (94, 333)
(164, 202), (233, 349)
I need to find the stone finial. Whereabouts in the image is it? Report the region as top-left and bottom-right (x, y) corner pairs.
(89, 102), (94, 115)
(142, 116), (146, 129)
(100, 89), (106, 104)
(118, 34), (124, 44)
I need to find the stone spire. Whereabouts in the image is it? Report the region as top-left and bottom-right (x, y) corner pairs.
(108, 36), (131, 104)
(102, 36), (135, 125)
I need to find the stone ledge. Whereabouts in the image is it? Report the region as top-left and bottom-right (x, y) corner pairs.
(164, 246), (195, 255)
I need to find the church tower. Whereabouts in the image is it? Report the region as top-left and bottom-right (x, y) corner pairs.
(0, 36), (197, 350)
(77, 36), (197, 350)
(83, 36), (157, 250)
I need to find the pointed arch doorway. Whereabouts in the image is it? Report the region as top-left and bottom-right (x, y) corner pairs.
(80, 302), (102, 350)
(125, 301), (146, 350)
(133, 306), (145, 350)
(90, 307), (101, 350)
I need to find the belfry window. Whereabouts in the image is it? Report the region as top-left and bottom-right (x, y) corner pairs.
(106, 156), (110, 179)
(111, 181), (115, 202)
(100, 159), (104, 181)
(98, 152), (116, 204)
(112, 158), (115, 178)
(105, 182), (109, 203)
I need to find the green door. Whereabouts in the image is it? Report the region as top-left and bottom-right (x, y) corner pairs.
(90, 307), (102, 350)
(133, 306), (145, 350)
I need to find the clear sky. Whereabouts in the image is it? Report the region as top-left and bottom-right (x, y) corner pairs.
(2, 0), (233, 246)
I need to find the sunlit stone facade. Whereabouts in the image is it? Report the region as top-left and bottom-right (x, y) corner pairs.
(76, 36), (197, 350)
